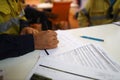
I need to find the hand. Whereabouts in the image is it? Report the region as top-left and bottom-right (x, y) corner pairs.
(33, 30), (59, 49)
(20, 27), (39, 35)
(20, 24), (41, 35)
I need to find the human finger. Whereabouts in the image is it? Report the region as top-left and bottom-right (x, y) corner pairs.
(30, 23), (42, 31)
(46, 30), (57, 37)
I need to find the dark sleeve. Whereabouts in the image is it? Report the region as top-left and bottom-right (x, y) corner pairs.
(0, 34), (35, 60)
(24, 6), (52, 30)
(19, 19), (29, 31)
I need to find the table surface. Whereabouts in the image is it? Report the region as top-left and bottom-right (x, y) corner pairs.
(0, 24), (120, 80)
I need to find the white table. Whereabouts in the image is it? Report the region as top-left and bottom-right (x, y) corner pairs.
(0, 24), (120, 80)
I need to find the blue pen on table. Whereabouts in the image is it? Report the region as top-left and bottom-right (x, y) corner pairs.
(81, 36), (104, 42)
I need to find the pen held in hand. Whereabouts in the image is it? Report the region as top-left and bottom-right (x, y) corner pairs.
(81, 36), (104, 42)
(44, 21), (49, 55)
(44, 49), (49, 55)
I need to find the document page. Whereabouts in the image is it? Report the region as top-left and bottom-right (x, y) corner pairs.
(49, 44), (120, 72)
(27, 44), (120, 80)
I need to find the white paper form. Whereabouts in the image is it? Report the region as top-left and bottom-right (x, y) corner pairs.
(40, 30), (83, 56)
(27, 44), (120, 80)
(50, 44), (120, 72)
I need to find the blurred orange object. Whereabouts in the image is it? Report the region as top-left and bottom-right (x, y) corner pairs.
(50, 2), (71, 30)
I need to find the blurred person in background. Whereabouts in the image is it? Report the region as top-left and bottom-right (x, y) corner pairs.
(78, 0), (120, 27)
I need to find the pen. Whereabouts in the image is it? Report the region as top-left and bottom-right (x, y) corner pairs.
(44, 21), (49, 55)
(81, 36), (104, 42)
(44, 49), (49, 55)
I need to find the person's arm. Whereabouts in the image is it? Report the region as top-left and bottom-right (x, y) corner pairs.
(78, 10), (89, 27)
(0, 34), (34, 60)
(77, 0), (92, 27)
(0, 30), (59, 60)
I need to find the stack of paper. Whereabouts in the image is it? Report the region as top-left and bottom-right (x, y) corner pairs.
(26, 30), (120, 80)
